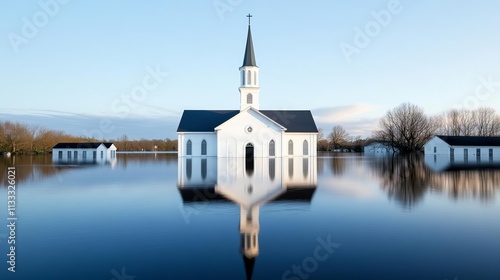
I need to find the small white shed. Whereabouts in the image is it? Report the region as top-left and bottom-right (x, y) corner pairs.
(364, 141), (398, 154)
(52, 142), (117, 163)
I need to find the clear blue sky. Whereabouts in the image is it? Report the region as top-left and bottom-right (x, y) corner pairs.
(2, 0), (500, 140)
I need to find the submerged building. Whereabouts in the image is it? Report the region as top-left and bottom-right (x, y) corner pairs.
(52, 142), (117, 163)
(177, 18), (318, 158)
(424, 135), (500, 162)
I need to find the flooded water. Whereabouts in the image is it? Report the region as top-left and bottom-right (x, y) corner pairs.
(0, 153), (499, 280)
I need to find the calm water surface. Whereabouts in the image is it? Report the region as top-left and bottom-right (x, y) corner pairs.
(0, 153), (499, 280)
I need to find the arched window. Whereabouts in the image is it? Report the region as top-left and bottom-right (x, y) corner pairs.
(303, 158), (309, 178)
(247, 93), (253, 104)
(269, 158), (275, 181)
(201, 140), (207, 155)
(241, 70), (245, 85)
(254, 71), (257, 85)
(201, 158), (207, 180)
(186, 158), (192, 180)
(186, 140), (192, 156)
(269, 140), (275, 156)
(303, 140), (309, 155)
(247, 70), (252, 85)
(288, 158), (294, 178)
(288, 140), (294, 155)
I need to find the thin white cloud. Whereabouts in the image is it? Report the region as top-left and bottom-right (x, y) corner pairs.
(312, 104), (380, 137)
(313, 104), (375, 123)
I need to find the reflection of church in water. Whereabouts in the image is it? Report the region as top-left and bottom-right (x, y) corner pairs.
(177, 157), (317, 279)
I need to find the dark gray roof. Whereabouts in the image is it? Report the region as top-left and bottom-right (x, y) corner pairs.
(261, 110), (318, 132)
(177, 110), (318, 133)
(177, 110), (239, 132)
(436, 135), (500, 146)
(242, 26), (256, 67)
(53, 142), (114, 149)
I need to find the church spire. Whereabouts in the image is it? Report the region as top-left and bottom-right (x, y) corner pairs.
(242, 14), (256, 67)
(239, 14), (260, 111)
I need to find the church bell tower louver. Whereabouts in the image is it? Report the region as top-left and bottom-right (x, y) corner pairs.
(239, 14), (260, 111)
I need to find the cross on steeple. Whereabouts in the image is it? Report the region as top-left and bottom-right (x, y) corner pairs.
(246, 14), (252, 25)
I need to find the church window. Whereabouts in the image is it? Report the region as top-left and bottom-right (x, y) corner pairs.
(247, 70), (252, 85)
(303, 158), (309, 178)
(269, 140), (275, 156)
(186, 158), (192, 180)
(269, 158), (275, 180)
(201, 140), (207, 155)
(303, 140), (308, 155)
(186, 140), (192, 156)
(288, 140), (293, 155)
(254, 71), (257, 85)
(201, 158), (207, 179)
(241, 70), (245, 85)
(247, 93), (253, 104)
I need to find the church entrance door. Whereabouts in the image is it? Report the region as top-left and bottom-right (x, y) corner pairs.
(245, 143), (254, 159)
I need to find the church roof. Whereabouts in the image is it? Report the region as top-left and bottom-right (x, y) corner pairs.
(177, 110), (318, 133)
(242, 26), (257, 67)
(177, 110), (239, 132)
(436, 135), (500, 146)
(260, 110), (318, 133)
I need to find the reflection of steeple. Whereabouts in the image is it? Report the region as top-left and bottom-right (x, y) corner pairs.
(240, 204), (259, 279)
(240, 205), (259, 258)
(177, 157), (317, 279)
(243, 255), (256, 280)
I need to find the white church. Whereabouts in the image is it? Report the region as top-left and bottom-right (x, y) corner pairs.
(177, 18), (318, 158)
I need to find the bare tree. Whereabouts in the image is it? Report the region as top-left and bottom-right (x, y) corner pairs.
(2, 121), (32, 153)
(328, 125), (348, 150)
(317, 128), (324, 141)
(475, 107), (500, 136)
(375, 103), (437, 154)
(437, 107), (500, 136)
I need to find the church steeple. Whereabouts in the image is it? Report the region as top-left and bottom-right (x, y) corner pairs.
(239, 14), (260, 111)
(242, 25), (256, 67)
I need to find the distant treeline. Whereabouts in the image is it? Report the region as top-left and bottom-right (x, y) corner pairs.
(0, 121), (177, 154)
(113, 135), (177, 152)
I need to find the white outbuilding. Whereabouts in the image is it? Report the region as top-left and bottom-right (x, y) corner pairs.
(424, 135), (500, 163)
(52, 142), (117, 163)
(177, 21), (318, 158)
(363, 141), (398, 154)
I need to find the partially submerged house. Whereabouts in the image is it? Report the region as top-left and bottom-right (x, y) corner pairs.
(363, 141), (398, 154)
(52, 142), (117, 163)
(424, 135), (500, 162)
